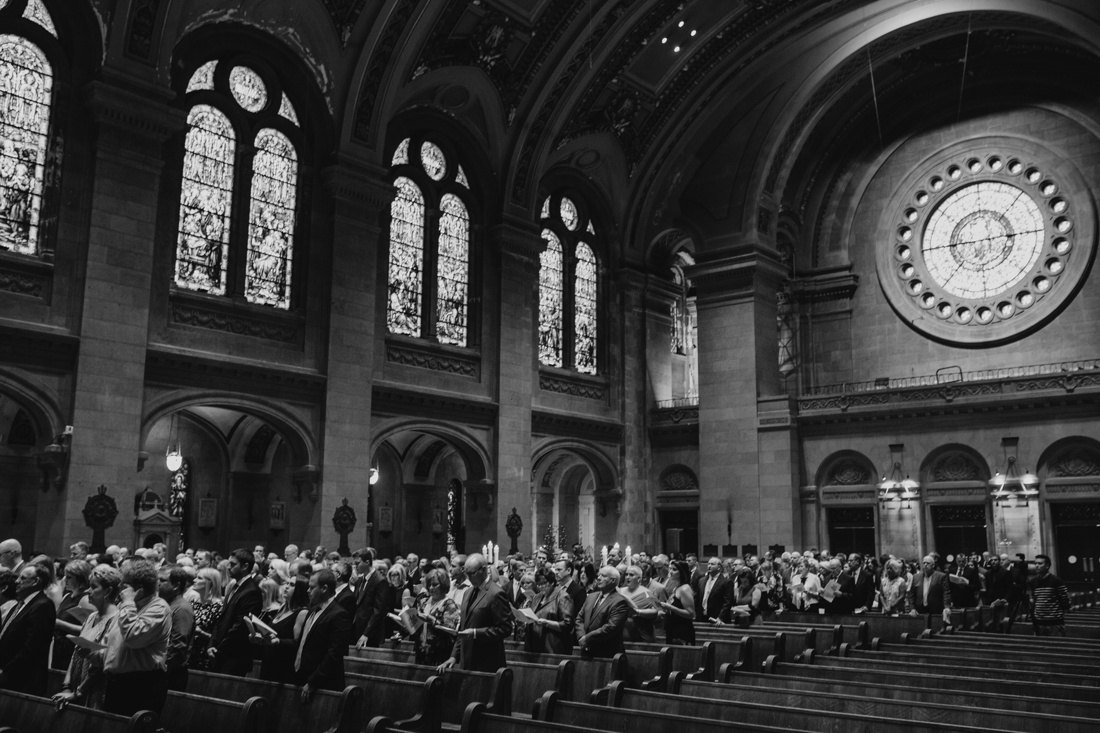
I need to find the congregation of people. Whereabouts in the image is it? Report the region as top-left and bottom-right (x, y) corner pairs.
(0, 535), (1072, 723)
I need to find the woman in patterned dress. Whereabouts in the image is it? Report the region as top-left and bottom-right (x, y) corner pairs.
(413, 568), (460, 666)
(50, 565), (122, 711)
(188, 566), (224, 671)
(53, 559), (95, 670)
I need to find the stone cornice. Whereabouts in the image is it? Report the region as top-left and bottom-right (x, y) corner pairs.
(687, 248), (788, 305)
(82, 73), (185, 147)
(371, 383), (498, 426)
(319, 156), (394, 210)
(144, 347), (325, 403)
(788, 265), (859, 304)
(490, 219), (545, 265)
(531, 408), (623, 442)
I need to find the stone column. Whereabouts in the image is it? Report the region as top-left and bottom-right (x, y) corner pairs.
(690, 245), (791, 554)
(617, 266), (655, 547)
(489, 219), (543, 548)
(50, 73), (184, 552)
(316, 158), (393, 551)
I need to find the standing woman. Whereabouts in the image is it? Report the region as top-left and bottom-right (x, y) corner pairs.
(789, 557), (822, 612)
(659, 560), (695, 646)
(619, 565), (657, 643)
(53, 559), (96, 669)
(384, 563), (410, 638)
(188, 567), (224, 671)
(50, 564), (121, 711)
(527, 569), (573, 654)
(414, 568), (460, 666)
(729, 568), (763, 627)
(250, 577), (310, 683)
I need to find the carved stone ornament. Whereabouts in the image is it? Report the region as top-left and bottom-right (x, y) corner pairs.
(658, 470), (698, 493)
(932, 452), (981, 482)
(827, 458), (870, 486)
(82, 485), (119, 555)
(505, 507), (523, 553)
(1052, 453), (1100, 477)
(332, 498), (357, 556)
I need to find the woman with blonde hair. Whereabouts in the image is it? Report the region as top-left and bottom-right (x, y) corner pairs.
(51, 564), (122, 710)
(188, 566), (224, 671)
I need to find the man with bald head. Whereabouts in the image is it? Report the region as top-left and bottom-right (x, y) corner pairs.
(908, 555), (952, 620)
(0, 540), (25, 575)
(576, 566), (629, 658)
(437, 553), (512, 673)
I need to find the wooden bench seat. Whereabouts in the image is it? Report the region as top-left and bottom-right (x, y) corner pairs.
(663, 672), (1099, 733)
(847, 642), (1100, 673)
(365, 702), (593, 733)
(0, 690), (157, 733)
(345, 658), (513, 724)
(807, 650), (1100, 686)
(185, 669), (362, 733)
(770, 612), (939, 646)
(698, 667), (1100, 721)
(346, 671), (444, 733)
(602, 680), (1032, 733)
(160, 689), (266, 733)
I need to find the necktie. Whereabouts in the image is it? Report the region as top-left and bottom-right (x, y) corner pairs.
(294, 608), (320, 671)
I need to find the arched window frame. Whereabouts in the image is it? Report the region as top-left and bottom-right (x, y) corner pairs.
(0, 0), (66, 261)
(384, 133), (480, 349)
(538, 191), (603, 375)
(171, 54), (306, 311)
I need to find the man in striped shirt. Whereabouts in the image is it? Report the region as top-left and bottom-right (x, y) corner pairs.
(1027, 554), (1070, 636)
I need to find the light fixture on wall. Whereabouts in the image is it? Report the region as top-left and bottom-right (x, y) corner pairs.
(369, 466), (379, 485)
(988, 439), (1038, 506)
(165, 414), (183, 472)
(879, 444), (919, 507)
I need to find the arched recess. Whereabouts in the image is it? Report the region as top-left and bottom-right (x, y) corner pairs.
(919, 444), (994, 560)
(1037, 436), (1100, 583)
(0, 369), (65, 445)
(530, 440), (619, 556)
(141, 392), (319, 553)
(656, 464), (699, 557)
(369, 421), (493, 561)
(814, 450), (879, 559)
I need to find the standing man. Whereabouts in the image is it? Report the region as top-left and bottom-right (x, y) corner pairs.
(835, 553), (875, 613)
(0, 563), (54, 695)
(576, 566), (628, 658)
(207, 549), (263, 675)
(1028, 554), (1071, 636)
(447, 554), (472, 608)
(0, 539), (26, 576)
(437, 553), (511, 673)
(695, 557), (732, 624)
(331, 561), (356, 616)
(158, 564), (195, 691)
(103, 559), (172, 716)
(908, 555), (952, 620)
(353, 554), (388, 648)
(294, 569), (353, 702)
(284, 544), (300, 564)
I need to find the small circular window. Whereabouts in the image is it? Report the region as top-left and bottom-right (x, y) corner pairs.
(878, 143), (1094, 345)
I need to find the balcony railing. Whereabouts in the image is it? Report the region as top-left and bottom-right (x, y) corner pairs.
(654, 396), (700, 410)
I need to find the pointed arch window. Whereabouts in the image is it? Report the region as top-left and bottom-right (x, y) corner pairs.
(174, 58), (302, 310)
(386, 136), (474, 347)
(0, 0), (59, 257)
(538, 193), (600, 374)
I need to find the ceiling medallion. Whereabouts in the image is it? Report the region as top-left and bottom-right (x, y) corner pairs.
(877, 143), (1095, 345)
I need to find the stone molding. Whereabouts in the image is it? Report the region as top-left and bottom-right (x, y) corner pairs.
(538, 371), (608, 401)
(0, 255), (50, 300)
(372, 384), (497, 426)
(385, 339), (480, 378)
(531, 409), (622, 441)
(170, 299), (301, 344)
(144, 347), (326, 403)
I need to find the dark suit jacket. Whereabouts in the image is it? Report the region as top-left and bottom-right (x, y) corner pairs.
(694, 573), (732, 622)
(353, 573), (388, 645)
(576, 591), (628, 658)
(907, 570), (952, 613)
(830, 569), (874, 613)
(0, 592), (55, 695)
(450, 581), (512, 673)
(293, 600), (353, 691)
(210, 576), (263, 675)
(333, 585), (356, 617)
(565, 579), (587, 619)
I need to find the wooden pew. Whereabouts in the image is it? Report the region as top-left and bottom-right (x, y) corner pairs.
(509, 659), (573, 713)
(365, 702), (593, 733)
(505, 650), (623, 700)
(602, 679), (1043, 733)
(693, 667), (1100, 722)
(804, 650), (1100, 687)
(846, 642), (1100, 674)
(346, 671), (443, 732)
(770, 612), (939, 647)
(0, 690), (157, 733)
(662, 674), (1099, 733)
(183, 670), (362, 733)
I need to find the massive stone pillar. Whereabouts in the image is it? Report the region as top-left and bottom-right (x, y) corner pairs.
(317, 159), (393, 551)
(490, 220), (543, 550)
(51, 74), (184, 552)
(691, 244), (797, 555)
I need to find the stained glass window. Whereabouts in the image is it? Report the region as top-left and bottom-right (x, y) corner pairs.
(229, 65), (267, 112)
(0, 34), (51, 256)
(392, 137), (410, 166)
(421, 141), (446, 180)
(245, 128), (297, 309)
(539, 194), (600, 374)
(574, 242), (597, 374)
(456, 165), (468, 189)
(387, 176), (424, 336)
(186, 61), (217, 93)
(176, 104), (234, 295)
(539, 230), (563, 368)
(278, 93), (298, 126)
(436, 194), (469, 345)
(24, 0), (56, 37)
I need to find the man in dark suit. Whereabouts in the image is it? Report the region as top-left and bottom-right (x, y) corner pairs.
(576, 566), (629, 658)
(353, 559), (388, 648)
(908, 555), (952, 617)
(294, 569), (353, 702)
(207, 548), (263, 675)
(695, 557), (732, 623)
(331, 561), (356, 616)
(833, 553), (875, 613)
(437, 553), (512, 673)
(0, 563), (54, 695)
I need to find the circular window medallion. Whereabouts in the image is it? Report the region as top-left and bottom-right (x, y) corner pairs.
(877, 143), (1095, 345)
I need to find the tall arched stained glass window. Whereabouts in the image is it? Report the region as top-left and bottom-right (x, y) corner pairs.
(176, 105), (234, 295)
(538, 193), (600, 374)
(0, 33), (52, 256)
(173, 59), (302, 310)
(246, 128), (297, 309)
(386, 135), (476, 347)
(539, 230), (563, 367)
(387, 176), (424, 336)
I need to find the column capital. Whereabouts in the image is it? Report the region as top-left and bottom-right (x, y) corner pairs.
(489, 218), (544, 269)
(82, 71), (185, 151)
(688, 244), (787, 307)
(319, 155), (394, 212)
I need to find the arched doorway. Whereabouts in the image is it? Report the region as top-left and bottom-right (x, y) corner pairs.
(531, 446), (619, 557)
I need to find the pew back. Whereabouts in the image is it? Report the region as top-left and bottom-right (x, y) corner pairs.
(0, 690), (157, 733)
